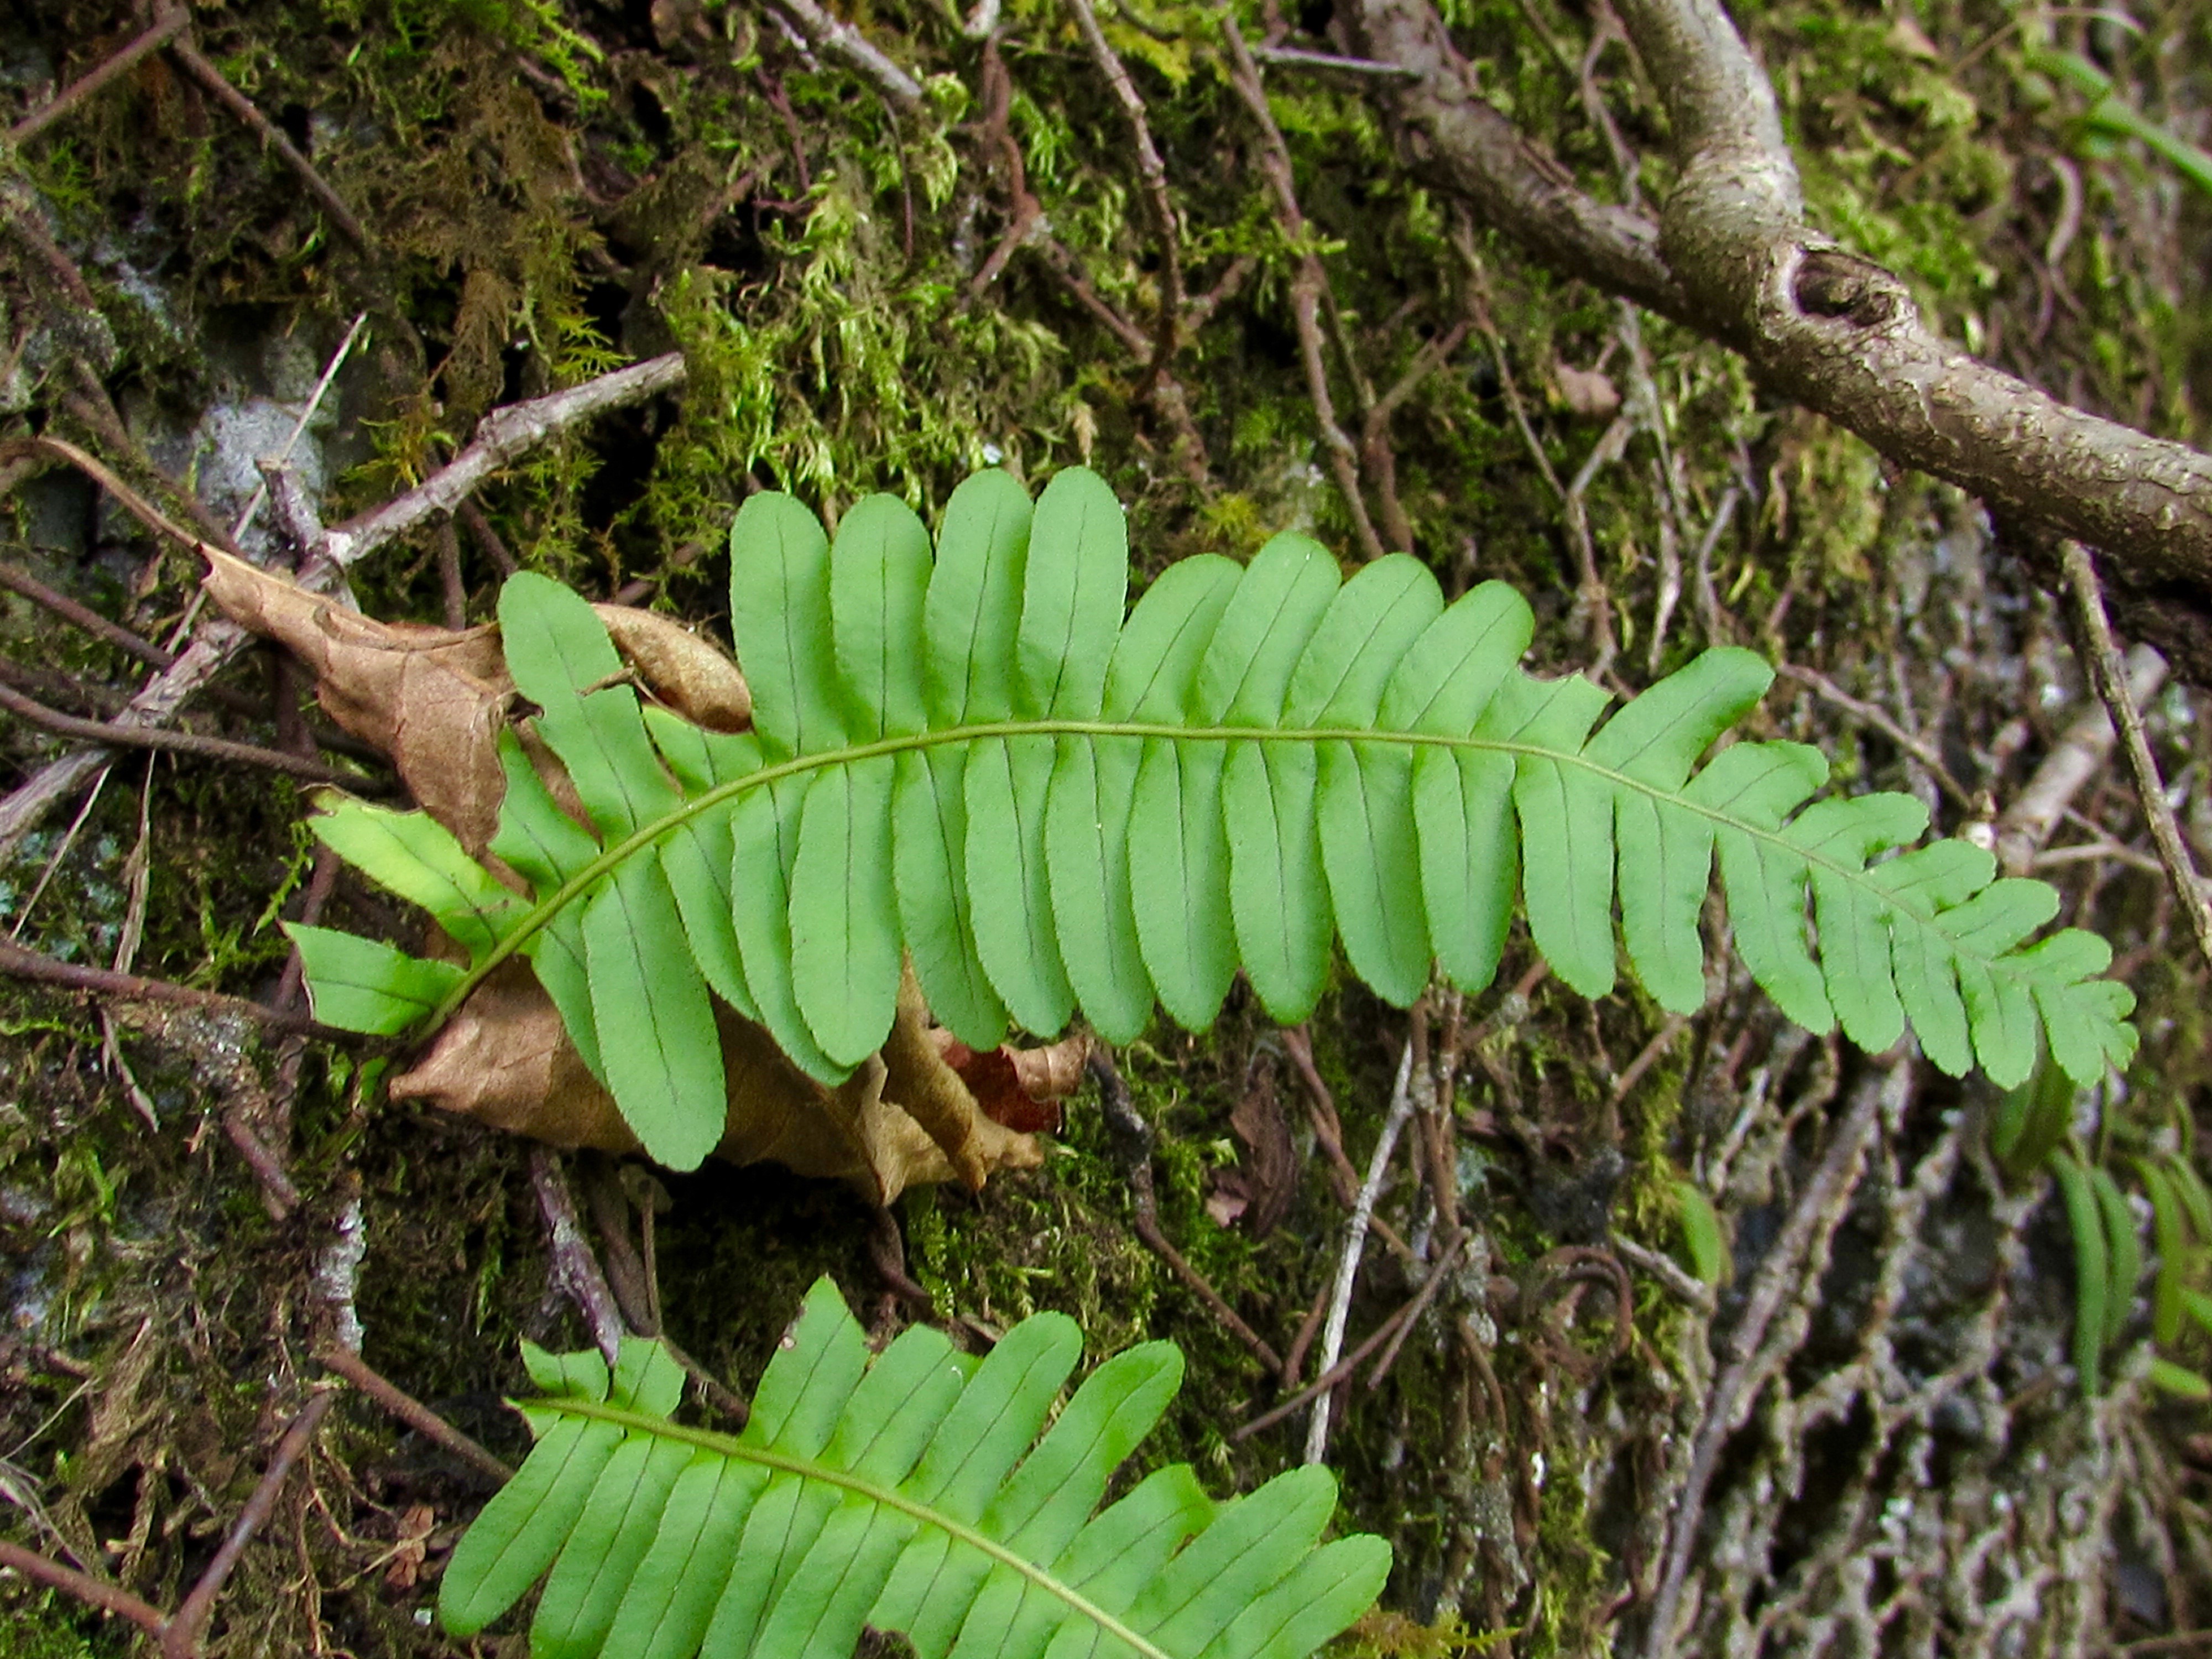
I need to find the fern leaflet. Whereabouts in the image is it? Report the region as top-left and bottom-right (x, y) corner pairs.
(440, 1276), (1391, 1658)
(287, 466), (2137, 1167)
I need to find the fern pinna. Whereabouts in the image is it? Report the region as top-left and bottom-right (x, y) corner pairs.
(439, 1276), (1391, 1658)
(288, 466), (2137, 1167)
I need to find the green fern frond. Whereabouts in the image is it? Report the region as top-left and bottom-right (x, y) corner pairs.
(439, 1276), (1392, 1659)
(287, 466), (2137, 1168)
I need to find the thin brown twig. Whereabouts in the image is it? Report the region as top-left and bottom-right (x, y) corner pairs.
(2059, 540), (2212, 976)
(7, 9), (190, 146)
(0, 679), (384, 789)
(221, 1104), (300, 1219)
(0, 936), (372, 1043)
(161, 1389), (336, 1658)
(1453, 230), (1564, 502)
(1219, 15), (1385, 559)
(435, 518), (468, 630)
(1361, 320), (1473, 552)
(0, 659), (382, 766)
(1254, 1237), (1473, 1442)
(1089, 1050), (1286, 1375)
(1279, 1023), (1414, 1263)
(1234, 1292), (1422, 1441)
(457, 499), (519, 577)
(1281, 1270), (1334, 1388)
(1563, 413), (1632, 679)
(0, 562), (173, 669)
(968, 40), (1041, 300)
(1777, 662), (1973, 809)
(1609, 1016), (1688, 1105)
(1364, 1233), (1468, 1386)
(0, 1540), (169, 1637)
(1032, 238), (1213, 483)
(1065, 0), (1185, 389)
(164, 30), (371, 249)
(316, 1346), (514, 1485)
(54, 374), (241, 559)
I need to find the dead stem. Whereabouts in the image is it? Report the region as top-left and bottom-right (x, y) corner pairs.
(6, 9), (190, 146)
(163, 25), (371, 249)
(2060, 541), (2212, 975)
(1088, 1048), (1286, 1376)
(160, 1389), (337, 1658)
(315, 1347), (514, 1486)
(1219, 15), (1386, 559)
(1065, 0), (1185, 389)
(0, 679), (386, 789)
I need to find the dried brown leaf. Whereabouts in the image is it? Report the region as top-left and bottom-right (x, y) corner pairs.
(1222, 1052), (1297, 1236)
(208, 554), (1041, 1198)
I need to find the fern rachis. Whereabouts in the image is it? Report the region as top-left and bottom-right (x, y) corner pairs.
(287, 465), (2137, 1168)
(439, 1276), (1391, 1659)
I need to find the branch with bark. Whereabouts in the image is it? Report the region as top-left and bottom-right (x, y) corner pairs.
(1345, 0), (2212, 685)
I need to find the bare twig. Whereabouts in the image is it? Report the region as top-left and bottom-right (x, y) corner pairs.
(224, 311), (368, 547)
(1065, 0), (1185, 384)
(164, 31), (371, 249)
(2059, 541), (2212, 975)
(1089, 1050), (1286, 1375)
(161, 1390), (336, 1658)
(1563, 413), (1633, 677)
(1361, 320), (1473, 552)
(1235, 1246), (1462, 1441)
(1250, 43), (1419, 77)
(328, 352), (686, 570)
(457, 499), (519, 577)
(0, 1539), (169, 1637)
(1995, 640), (2168, 876)
(1033, 238), (1213, 483)
(0, 936), (368, 1042)
(0, 680), (383, 788)
(1776, 662), (1973, 809)
(316, 1346), (514, 1485)
(0, 562), (173, 669)
(1306, 1039), (1417, 1464)
(967, 40), (1041, 300)
(1690, 482), (1740, 646)
(530, 1147), (629, 1366)
(1219, 17), (1385, 560)
(1611, 1232), (1716, 1312)
(765, 0), (922, 107)
(0, 354), (686, 861)
(7, 9), (190, 145)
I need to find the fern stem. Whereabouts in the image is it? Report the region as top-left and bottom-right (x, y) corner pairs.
(422, 713), (2014, 1043)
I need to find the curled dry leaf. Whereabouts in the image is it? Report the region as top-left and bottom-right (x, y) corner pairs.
(205, 550), (1057, 1202)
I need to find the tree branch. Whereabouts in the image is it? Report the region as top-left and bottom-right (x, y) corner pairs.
(1347, 0), (2212, 686)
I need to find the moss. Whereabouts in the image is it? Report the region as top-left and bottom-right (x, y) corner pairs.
(0, 1590), (135, 1659)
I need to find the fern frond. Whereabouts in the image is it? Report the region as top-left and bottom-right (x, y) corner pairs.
(439, 1276), (1391, 1659)
(290, 467), (2137, 1168)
